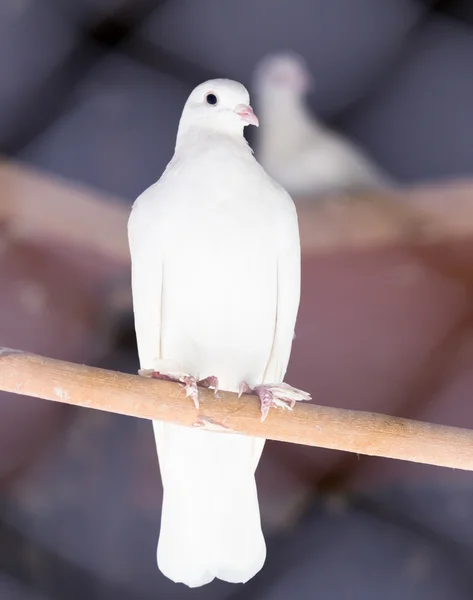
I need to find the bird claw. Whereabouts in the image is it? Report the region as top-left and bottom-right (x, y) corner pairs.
(181, 376), (199, 409)
(238, 381), (252, 398)
(239, 381), (311, 422)
(198, 375), (222, 399)
(146, 371), (220, 410)
(196, 375), (220, 396)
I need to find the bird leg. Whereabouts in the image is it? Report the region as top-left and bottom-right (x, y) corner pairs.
(139, 370), (219, 409)
(238, 381), (311, 422)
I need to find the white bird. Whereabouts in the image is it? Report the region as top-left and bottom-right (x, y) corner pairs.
(128, 78), (310, 587)
(253, 51), (392, 199)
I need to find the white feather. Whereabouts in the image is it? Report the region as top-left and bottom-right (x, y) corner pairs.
(253, 51), (393, 199)
(128, 79), (301, 587)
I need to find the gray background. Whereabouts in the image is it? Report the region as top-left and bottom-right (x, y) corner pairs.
(1, 0), (473, 202)
(1, 1), (473, 598)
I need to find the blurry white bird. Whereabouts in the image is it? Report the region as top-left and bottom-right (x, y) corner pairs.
(253, 51), (392, 199)
(128, 79), (310, 587)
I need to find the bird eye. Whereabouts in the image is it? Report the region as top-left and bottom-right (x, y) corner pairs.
(205, 93), (218, 106)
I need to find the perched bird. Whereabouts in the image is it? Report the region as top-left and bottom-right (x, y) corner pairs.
(128, 79), (310, 587)
(253, 51), (392, 199)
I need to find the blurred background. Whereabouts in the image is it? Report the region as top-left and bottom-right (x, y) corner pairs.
(1, 0), (473, 598)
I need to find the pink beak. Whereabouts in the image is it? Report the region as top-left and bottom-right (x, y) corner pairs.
(235, 104), (259, 127)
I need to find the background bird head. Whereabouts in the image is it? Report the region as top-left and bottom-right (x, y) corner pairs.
(253, 51), (313, 102)
(177, 79), (259, 141)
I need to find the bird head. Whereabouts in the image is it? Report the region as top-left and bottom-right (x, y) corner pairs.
(177, 79), (259, 139)
(253, 51), (313, 99)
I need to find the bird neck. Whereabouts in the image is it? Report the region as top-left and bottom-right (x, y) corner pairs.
(175, 127), (251, 156)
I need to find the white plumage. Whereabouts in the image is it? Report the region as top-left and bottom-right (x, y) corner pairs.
(128, 79), (306, 587)
(253, 51), (392, 199)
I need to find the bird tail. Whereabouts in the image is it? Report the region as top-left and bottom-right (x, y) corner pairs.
(153, 420), (266, 587)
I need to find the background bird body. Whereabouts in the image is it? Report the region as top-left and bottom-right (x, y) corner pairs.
(128, 80), (303, 587)
(254, 51), (392, 199)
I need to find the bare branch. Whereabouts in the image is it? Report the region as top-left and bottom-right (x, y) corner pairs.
(1, 347), (472, 471)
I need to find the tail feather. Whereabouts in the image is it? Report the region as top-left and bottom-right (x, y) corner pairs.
(153, 420), (266, 587)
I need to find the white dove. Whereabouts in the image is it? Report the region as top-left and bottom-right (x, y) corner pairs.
(128, 79), (310, 588)
(253, 51), (392, 199)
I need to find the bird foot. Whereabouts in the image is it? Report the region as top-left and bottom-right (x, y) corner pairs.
(238, 381), (311, 422)
(139, 370), (219, 409)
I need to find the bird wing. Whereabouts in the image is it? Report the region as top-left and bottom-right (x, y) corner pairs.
(128, 187), (164, 372)
(263, 196), (301, 383)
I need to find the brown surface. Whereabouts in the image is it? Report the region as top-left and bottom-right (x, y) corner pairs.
(0, 160), (132, 485)
(281, 240), (473, 489)
(2, 162), (473, 538)
(0, 161), (310, 532)
(0, 235), (126, 485)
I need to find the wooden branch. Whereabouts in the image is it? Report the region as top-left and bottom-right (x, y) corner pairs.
(297, 181), (473, 252)
(0, 160), (129, 262)
(2, 159), (473, 268)
(1, 347), (473, 471)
